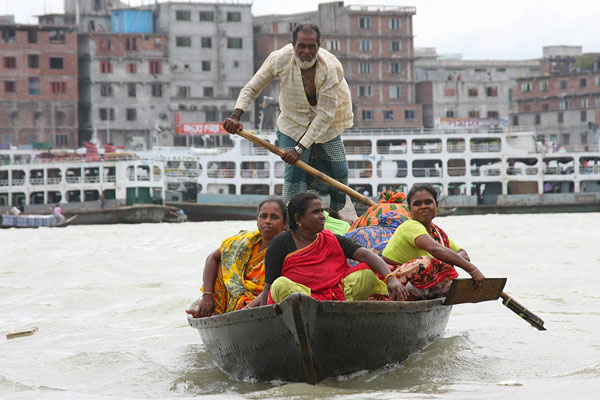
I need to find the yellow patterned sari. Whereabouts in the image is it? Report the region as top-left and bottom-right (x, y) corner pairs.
(206, 230), (266, 314)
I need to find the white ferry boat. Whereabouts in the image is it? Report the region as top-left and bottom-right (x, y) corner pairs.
(0, 149), (173, 224)
(137, 126), (600, 220)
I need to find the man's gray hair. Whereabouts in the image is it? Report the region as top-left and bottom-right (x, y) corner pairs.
(292, 22), (321, 46)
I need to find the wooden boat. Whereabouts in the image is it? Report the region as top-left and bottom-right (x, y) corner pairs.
(1, 214), (78, 229)
(188, 293), (452, 383)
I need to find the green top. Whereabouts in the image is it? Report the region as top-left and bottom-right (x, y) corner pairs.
(323, 210), (350, 235)
(382, 219), (461, 263)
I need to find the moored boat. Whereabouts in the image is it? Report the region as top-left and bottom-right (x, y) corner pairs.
(188, 293), (452, 383)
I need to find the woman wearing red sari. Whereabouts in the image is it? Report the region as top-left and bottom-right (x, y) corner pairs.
(262, 192), (408, 304)
(382, 184), (486, 300)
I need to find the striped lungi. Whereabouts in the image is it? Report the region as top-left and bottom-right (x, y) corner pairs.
(277, 131), (348, 212)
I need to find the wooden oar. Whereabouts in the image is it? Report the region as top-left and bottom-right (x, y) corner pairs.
(235, 130), (375, 207)
(444, 278), (546, 331)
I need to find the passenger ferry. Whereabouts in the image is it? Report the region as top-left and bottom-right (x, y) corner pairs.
(0, 148), (172, 224)
(137, 126), (600, 219)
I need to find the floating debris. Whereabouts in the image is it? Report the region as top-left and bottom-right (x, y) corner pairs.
(497, 380), (523, 386)
(6, 327), (38, 340)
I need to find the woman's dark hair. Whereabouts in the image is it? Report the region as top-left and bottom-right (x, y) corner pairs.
(292, 22), (321, 46)
(287, 192), (320, 231)
(407, 184), (438, 206)
(257, 197), (288, 223)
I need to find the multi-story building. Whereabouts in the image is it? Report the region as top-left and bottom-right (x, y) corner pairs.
(415, 47), (540, 129)
(78, 9), (170, 148)
(511, 46), (600, 151)
(0, 17), (78, 149)
(153, 1), (254, 145)
(253, 1), (421, 130)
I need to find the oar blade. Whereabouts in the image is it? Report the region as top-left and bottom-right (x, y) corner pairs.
(444, 278), (507, 305)
(501, 293), (547, 331)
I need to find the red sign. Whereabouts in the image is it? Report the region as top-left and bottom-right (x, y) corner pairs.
(174, 111), (228, 135)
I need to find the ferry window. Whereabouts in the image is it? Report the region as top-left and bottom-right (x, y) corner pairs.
(377, 184), (406, 194)
(30, 169), (44, 185)
(67, 190), (81, 203)
(350, 184), (372, 197)
(153, 166), (162, 181)
(344, 140), (371, 155)
(136, 166), (150, 181)
(471, 159), (501, 177)
(412, 160), (442, 178)
(30, 192), (44, 205)
(47, 191), (61, 203)
(471, 138), (501, 152)
(413, 139), (441, 154)
(377, 139), (406, 154)
(377, 160), (406, 178)
(84, 190), (99, 202)
(241, 184), (269, 195)
(448, 183), (466, 196)
(207, 162), (235, 178)
(241, 161), (269, 178)
(47, 169), (61, 184)
(448, 159), (466, 176)
(348, 161), (372, 178)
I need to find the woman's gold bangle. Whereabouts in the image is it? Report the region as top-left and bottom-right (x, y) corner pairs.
(202, 291), (214, 297)
(384, 273), (395, 283)
(469, 268), (479, 275)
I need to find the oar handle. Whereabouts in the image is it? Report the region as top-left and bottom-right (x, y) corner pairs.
(235, 130), (376, 207)
(501, 292), (546, 331)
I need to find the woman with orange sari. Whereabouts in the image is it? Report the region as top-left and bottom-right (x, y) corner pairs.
(186, 198), (287, 318)
(382, 184), (485, 299)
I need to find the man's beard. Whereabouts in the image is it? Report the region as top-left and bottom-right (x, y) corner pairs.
(294, 52), (318, 69)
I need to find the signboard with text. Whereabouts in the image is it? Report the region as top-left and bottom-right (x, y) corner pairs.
(174, 111), (228, 135)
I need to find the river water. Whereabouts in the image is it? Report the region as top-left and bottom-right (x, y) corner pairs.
(2, 213), (600, 399)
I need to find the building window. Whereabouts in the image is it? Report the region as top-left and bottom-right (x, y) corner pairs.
(581, 110), (587, 122)
(389, 62), (402, 74)
(127, 83), (136, 97)
(100, 83), (112, 96)
(50, 81), (66, 93)
(25, 134), (37, 145)
(467, 88), (479, 96)
(177, 86), (190, 97)
(151, 83), (162, 97)
(149, 60), (162, 74)
(227, 12), (241, 22)
(389, 86), (402, 99)
(405, 110), (416, 120)
(560, 80), (567, 89)
(560, 101), (569, 110)
(362, 110), (374, 120)
(126, 108), (137, 121)
(202, 61), (211, 71)
(539, 81), (548, 91)
(124, 37), (137, 50)
(468, 110), (480, 118)
(100, 61), (113, 73)
(326, 39), (339, 51)
(49, 57), (64, 69)
(99, 38), (111, 50)
(523, 105), (531, 112)
(27, 30), (37, 43)
(444, 88), (455, 97)
(487, 111), (499, 119)
(535, 114), (541, 125)
(176, 10), (191, 20)
(229, 87), (242, 98)
(389, 17), (402, 30)
(176, 36), (191, 47)
(557, 112), (564, 123)
(28, 77), (40, 95)
(49, 29), (65, 43)
(52, 134), (68, 147)
(358, 17), (371, 29)
(4, 81), (15, 92)
(359, 40), (372, 51)
(3, 57), (16, 68)
(99, 108), (115, 121)
(383, 110), (394, 120)
(389, 40), (402, 52)
(580, 78), (587, 88)
(203, 87), (214, 97)
(486, 86), (498, 97)
(201, 37), (212, 48)
(205, 110), (217, 121)
(358, 85), (372, 97)
(199, 11), (214, 21)
(521, 82), (532, 92)
(582, 99), (589, 108)
(561, 133), (570, 145)
(596, 76), (600, 86)
(512, 115), (519, 126)
(233, 61), (239, 68)
(227, 37), (243, 49)
(126, 63), (137, 73)
(358, 61), (371, 74)
(543, 103), (549, 111)
(28, 54), (39, 68)
(446, 110), (455, 117)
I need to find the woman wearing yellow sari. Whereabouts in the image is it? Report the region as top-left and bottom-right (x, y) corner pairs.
(186, 198), (287, 318)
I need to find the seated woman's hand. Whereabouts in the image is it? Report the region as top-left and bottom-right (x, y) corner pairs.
(185, 296), (215, 318)
(470, 268), (485, 289)
(244, 295), (262, 309)
(386, 276), (409, 301)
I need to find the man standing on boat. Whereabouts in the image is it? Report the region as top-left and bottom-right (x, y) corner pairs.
(223, 23), (353, 221)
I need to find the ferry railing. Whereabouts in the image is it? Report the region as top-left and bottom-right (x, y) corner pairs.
(376, 146), (407, 154)
(344, 146), (372, 155)
(11, 179), (25, 186)
(47, 177), (61, 184)
(166, 170), (200, 178)
(30, 178), (44, 185)
(579, 166), (600, 174)
(471, 144), (502, 153)
(447, 167), (467, 176)
(526, 167), (539, 175)
(411, 168), (442, 178)
(84, 176), (100, 183)
(105, 175), (116, 183)
(240, 169), (269, 178)
(207, 170), (236, 178)
(66, 176), (81, 183)
(447, 144), (466, 153)
(137, 175), (150, 181)
(0, 179), (8, 186)
(376, 168), (408, 178)
(412, 146), (442, 154)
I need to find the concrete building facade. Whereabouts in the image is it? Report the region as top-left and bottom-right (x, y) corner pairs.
(253, 1), (421, 130)
(0, 18), (78, 149)
(415, 48), (540, 129)
(511, 46), (600, 151)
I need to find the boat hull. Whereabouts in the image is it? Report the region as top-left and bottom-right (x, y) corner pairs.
(63, 204), (177, 225)
(188, 294), (451, 383)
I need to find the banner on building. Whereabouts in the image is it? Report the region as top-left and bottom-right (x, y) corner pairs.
(174, 111), (228, 135)
(435, 117), (508, 129)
